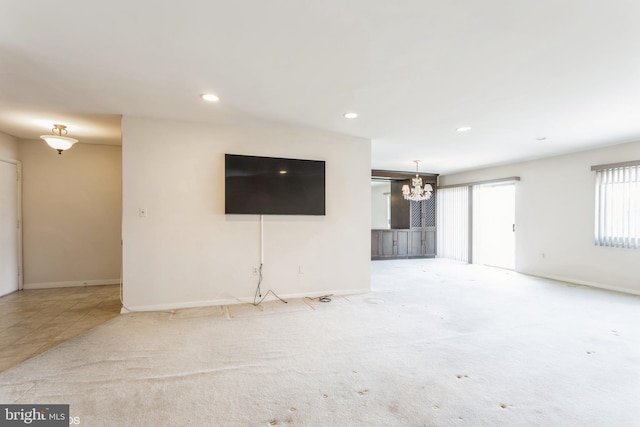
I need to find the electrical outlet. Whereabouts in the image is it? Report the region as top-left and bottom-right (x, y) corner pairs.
(252, 267), (258, 276)
(138, 207), (147, 217)
(298, 266), (304, 274)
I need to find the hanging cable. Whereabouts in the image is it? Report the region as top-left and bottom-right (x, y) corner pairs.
(253, 263), (287, 306)
(252, 216), (287, 306)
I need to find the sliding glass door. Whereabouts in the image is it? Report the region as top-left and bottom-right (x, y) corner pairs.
(437, 181), (516, 269)
(473, 183), (515, 269)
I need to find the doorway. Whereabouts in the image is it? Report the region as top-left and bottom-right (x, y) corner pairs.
(0, 159), (21, 296)
(472, 182), (515, 269)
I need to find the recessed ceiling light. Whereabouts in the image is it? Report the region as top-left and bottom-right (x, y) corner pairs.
(201, 93), (220, 102)
(344, 112), (358, 119)
(456, 126), (471, 132)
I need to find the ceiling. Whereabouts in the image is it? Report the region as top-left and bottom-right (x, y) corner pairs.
(2, 1), (639, 174)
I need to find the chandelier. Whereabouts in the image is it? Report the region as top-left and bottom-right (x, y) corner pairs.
(40, 124), (78, 155)
(402, 160), (433, 201)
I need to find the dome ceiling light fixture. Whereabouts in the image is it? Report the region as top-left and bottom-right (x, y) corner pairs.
(402, 160), (433, 201)
(201, 93), (220, 102)
(40, 124), (78, 155)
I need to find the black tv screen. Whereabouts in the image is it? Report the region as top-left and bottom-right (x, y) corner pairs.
(225, 154), (326, 215)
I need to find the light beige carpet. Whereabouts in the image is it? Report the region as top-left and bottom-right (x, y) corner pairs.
(1, 259), (639, 426)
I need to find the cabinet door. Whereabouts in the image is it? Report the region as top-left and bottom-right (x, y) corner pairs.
(380, 231), (395, 256)
(409, 230), (423, 256)
(397, 230), (409, 256)
(371, 231), (380, 257)
(410, 196), (436, 228)
(424, 229), (436, 257)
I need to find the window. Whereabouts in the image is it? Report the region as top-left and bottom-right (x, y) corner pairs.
(593, 162), (640, 249)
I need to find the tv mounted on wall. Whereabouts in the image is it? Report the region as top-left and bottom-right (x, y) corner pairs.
(225, 154), (326, 215)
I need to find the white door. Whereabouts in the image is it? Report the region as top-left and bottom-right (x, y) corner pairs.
(473, 183), (515, 269)
(0, 160), (19, 296)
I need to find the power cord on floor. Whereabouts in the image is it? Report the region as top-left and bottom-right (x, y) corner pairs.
(253, 263), (287, 306)
(305, 294), (333, 303)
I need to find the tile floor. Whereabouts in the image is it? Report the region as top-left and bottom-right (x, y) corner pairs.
(0, 284), (121, 372)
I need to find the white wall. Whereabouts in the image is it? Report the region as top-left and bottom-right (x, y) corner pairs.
(371, 181), (390, 229)
(440, 140), (640, 295)
(0, 131), (18, 159)
(122, 116), (371, 311)
(0, 131), (20, 296)
(20, 140), (122, 288)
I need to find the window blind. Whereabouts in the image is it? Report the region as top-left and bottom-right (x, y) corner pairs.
(437, 186), (470, 262)
(594, 164), (640, 249)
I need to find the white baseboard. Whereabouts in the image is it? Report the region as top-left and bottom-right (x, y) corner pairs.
(120, 287), (370, 313)
(23, 279), (120, 290)
(525, 273), (640, 297)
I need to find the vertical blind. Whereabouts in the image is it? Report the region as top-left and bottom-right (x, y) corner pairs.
(594, 164), (640, 249)
(437, 186), (469, 262)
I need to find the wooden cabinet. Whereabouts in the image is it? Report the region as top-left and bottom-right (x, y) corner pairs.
(371, 228), (436, 259)
(371, 170), (438, 260)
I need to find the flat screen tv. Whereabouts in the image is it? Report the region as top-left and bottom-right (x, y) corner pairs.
(225, 154), (326, 215)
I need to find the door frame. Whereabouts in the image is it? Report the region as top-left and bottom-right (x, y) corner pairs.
(0, 157), (23, 291)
